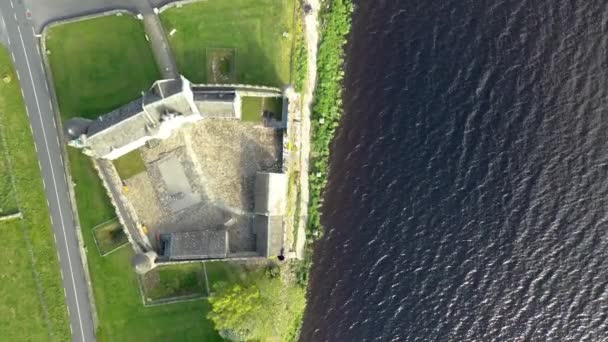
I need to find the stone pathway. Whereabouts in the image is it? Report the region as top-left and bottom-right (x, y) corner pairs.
(133, 0), (179, 79)
(295, 0), (320, 259)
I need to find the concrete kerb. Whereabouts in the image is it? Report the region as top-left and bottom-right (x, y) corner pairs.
(0, 211), (23, 221)
(37, 11), (142, 331)
(157, 0), (205, 14)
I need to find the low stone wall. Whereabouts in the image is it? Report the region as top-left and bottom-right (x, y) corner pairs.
(193, 83), (283, 96)
(0, 212), (22, 221)
(93, 159), (153, 252)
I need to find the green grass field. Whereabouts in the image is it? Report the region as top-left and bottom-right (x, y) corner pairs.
(112, 150), (146, 180)
(0, 126), (16, 215)
(0, 47), (71, 341)
(161, 0), (296, 87)
(141, 264), (206, 301)
(46, 15), (160, 121)
(46, 15), (222, 341)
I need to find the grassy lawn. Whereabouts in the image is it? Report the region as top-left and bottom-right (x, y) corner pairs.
(141, 264), (206, 302)
(112, 150), (146, 180)
(92, 218), (128, 255)
(0, 47), (71, 340)
(0, 138), (17, 215)
(46, 15), (222, 341)
(46, 15), (160, 121)
(161, 0), (296, 87)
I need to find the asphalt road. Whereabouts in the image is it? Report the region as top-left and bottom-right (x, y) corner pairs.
(0, 1), (96, 341)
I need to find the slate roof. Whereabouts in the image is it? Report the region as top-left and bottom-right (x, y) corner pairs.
(254, 172), (287, 215)
(83, 77), (197, 158)
(162, 229), (228, 260)
(254, 215), (283, 257)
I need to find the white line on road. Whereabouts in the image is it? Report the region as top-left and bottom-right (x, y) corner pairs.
(10, 0), (13, 9)
(13, 13), (16, 21)
(15, 69), (20, 81)
(17, 24), (86, 342)
(31, 26), (35, 37)
(7, 34), (11, 46)
(53, 232), (57, 242)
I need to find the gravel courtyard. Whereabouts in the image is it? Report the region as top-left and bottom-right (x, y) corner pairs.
(124, 120), (282, 252)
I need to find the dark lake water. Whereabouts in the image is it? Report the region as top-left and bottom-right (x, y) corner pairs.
(301, 0), (608, 341)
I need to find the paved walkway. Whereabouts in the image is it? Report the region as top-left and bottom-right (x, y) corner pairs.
(133, 0), (178, 79)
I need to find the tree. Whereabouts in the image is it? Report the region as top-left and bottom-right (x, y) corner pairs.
(207, 283), (262, 341)
(207, 270), (306, 342)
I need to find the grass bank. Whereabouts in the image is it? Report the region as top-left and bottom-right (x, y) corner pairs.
(300, 0), (354, 282)
(160, 0), (296, 87)
(0, 46), (71, 341)
(46, 15), (222, 341)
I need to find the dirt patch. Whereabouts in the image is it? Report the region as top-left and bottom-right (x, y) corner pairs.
(206, 47), (236, 83)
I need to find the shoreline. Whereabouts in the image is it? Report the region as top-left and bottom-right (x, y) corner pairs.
(295, 0), (354, 283)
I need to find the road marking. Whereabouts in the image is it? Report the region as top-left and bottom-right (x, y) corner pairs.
(20, 87), (25, 98)
(17, 25), (87, 342)
(42, 178), (46, 189)
(52, 118), (57, 128)
(7, 34), (11, 46)
(34, 143), (38, 153)
(53, 232), (56, 242)
(31, 26), (35, 37)
(15, 69), (20, 81)
(10, 0), (13, 9)
(13, 13), (16, 21)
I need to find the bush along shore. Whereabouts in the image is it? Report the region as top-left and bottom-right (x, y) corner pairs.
(297, 0), (354, 285)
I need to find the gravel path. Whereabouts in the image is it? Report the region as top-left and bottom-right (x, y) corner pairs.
(296, 0), (320, 259)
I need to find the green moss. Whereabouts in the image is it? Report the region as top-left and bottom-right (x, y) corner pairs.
(112, 150), (146, 181)
(0, 46), (71, 341)
(160, 0), (296, 87)
(241, 96), (264, 122)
